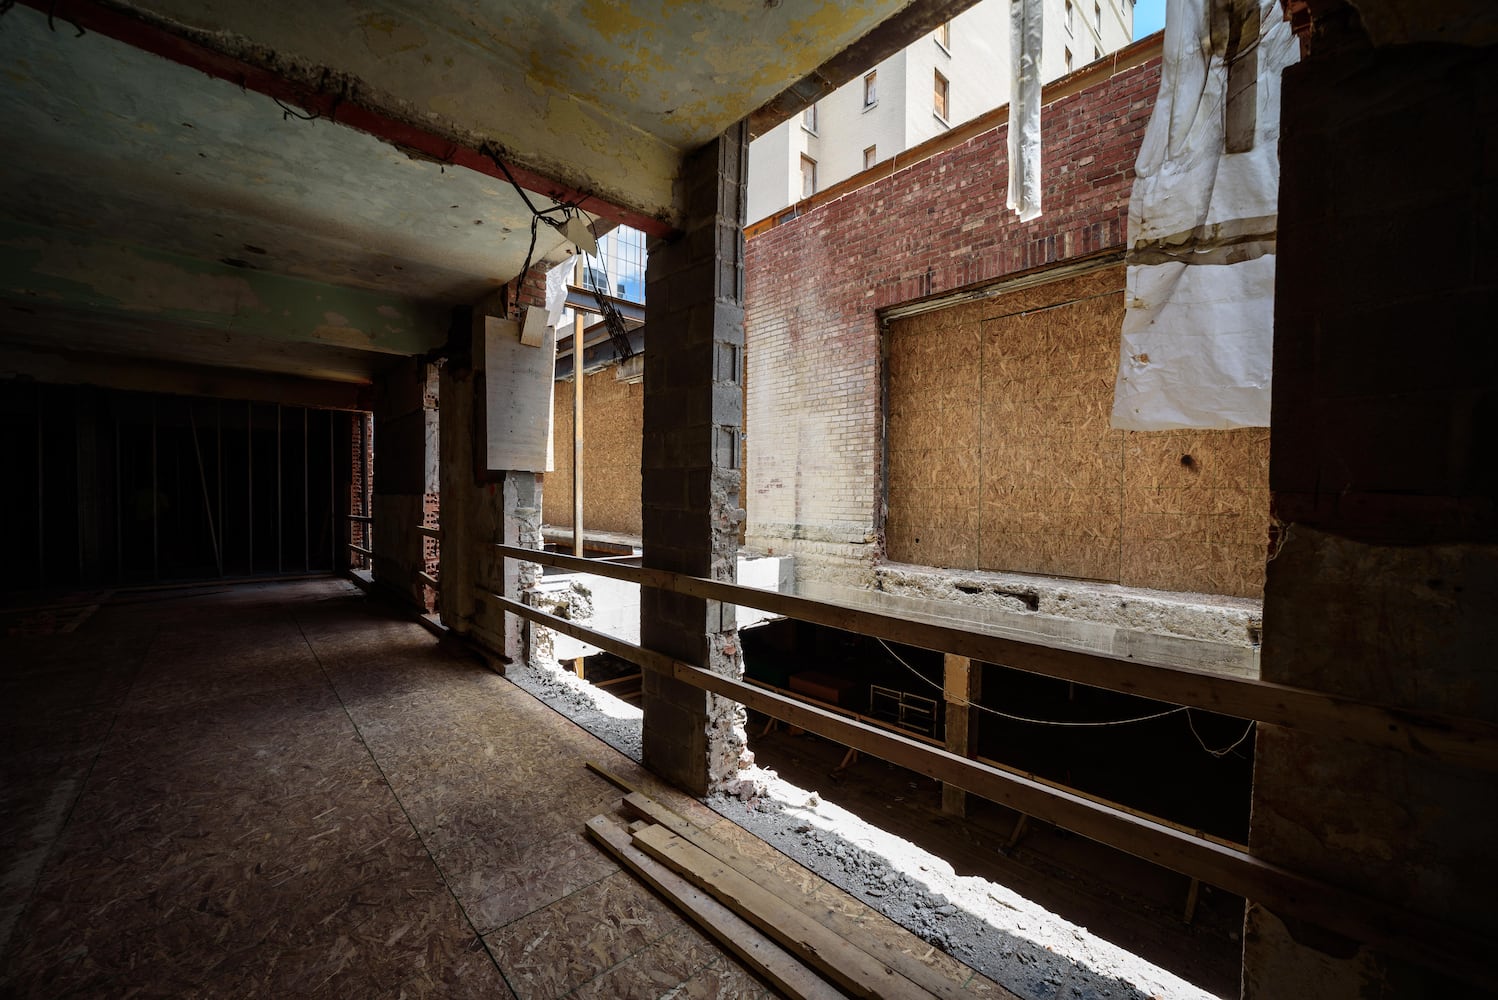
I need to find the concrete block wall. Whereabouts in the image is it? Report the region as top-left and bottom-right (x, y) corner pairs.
(744, 54), (1161, 590)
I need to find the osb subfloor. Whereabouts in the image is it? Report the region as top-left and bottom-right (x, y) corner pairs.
(0, 578), (1008, 999)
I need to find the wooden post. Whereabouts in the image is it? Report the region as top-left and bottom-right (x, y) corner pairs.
(572, 256), (585, 559)
(942, 653), (980, 816)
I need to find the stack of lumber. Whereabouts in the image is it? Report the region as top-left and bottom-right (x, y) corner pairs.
(584, 787), (977, 1000)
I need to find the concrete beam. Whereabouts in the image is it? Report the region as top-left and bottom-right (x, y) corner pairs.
(0, 220), (446, 359)
(0, 345), (366, 410)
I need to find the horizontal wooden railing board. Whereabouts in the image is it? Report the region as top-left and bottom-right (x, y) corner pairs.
(490, 543), (1498, 772)
(481, 588), (1489, 982)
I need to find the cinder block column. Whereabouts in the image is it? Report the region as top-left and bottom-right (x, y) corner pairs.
(437, 306), (542, 664)
(371, 357), (429, 612)
(640, 122), (752, 796)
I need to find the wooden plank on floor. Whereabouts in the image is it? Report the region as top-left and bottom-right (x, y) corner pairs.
(584, 815), (843, 1000)
(631, 823), (939, 1000)
(584, 760), (640, 795)
(621, 792), (979, 1000)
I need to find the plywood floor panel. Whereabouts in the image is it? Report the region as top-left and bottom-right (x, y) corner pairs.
(2, 578), (1007, 999)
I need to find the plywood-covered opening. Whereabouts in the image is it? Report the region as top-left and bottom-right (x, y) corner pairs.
(544, 366), (644, 536)
(884, 263), (1271, 598)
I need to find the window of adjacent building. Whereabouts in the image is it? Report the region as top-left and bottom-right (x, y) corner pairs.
(800, 155), (817, 199)
(1065, 0), (1074, 34)
(863, 71), (878, 108)
(1094, 1), (1102, 26)
(933, 70), (949, 123)
(1065, 46), (1074, 72)
(1094, 45), (1101, 62)
(863, 145), (877, 170)
(935, 20), (950, 51)
(802, 103), (817, 134)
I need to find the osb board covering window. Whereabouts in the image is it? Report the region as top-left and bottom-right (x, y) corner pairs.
(885, 264), (1270, 598)
(544, 368), (643, 535)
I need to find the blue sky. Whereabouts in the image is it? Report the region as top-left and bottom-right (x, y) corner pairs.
(1133, 0), (1166, 39)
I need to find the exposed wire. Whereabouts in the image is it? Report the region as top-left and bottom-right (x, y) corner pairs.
(876, 638), (1187, 728)
(274, 97), (319, 122)
(1186, 710), (1256, 758)
(578, 208), (636, 362)
(482, 145), (579, 295)
(877, 637), (1257, 760)
(46, 0), (84, 36)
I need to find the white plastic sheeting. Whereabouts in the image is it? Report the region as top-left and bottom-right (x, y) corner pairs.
(1110, 0), (1299, 430)
(1007, 0), (1044, 222)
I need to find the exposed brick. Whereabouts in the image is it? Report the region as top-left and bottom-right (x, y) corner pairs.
(744, 57), (1161, 586)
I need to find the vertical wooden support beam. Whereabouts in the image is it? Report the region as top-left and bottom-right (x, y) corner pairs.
(114, 414), (121, 582)
(188, 405), (223, 577)
(328, 410), (336, 572)
(247, 401), (254, 574)
(303, 407), (309, 571)
(942, 653), (981, 816)
(36, 389), (45, 585)
(572, 255), (585, 559)
(151, 397), (158, 581)
(276, 402), (283, 574)
(216, 401), (223, 576)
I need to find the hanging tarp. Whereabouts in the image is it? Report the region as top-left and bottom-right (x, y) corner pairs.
(1007, 0), (1044, 222)
(1110, 0), (1299, 430)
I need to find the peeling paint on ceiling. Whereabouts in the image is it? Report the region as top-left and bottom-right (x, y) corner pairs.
(90, 0), (914, 224)
(0, 8), (571, 302)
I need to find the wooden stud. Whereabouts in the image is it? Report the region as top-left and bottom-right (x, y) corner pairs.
(620, 792), (974, 1000)
(632, 824), (938, 1000)
(941, 653), (979, 816)
(585, 816), (843, 1000)
(583, 760), (639, 795)
(1007, 814), (1031, 849)
(833, 747), (860, 775)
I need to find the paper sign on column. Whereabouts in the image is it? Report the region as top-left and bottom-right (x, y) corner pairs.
(484, 314), (556, 472)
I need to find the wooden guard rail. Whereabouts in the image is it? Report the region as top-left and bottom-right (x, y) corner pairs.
(491, 543), (1498, 773)
(480, 583), (1485, 982)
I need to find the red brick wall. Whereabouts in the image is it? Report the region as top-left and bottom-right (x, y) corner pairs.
(744, 54), (1163, 587)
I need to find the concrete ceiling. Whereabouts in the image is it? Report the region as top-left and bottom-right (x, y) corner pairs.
(0, 0), (953, 396)
(0, 9), (569, 302)
(70, 0), (937, 226)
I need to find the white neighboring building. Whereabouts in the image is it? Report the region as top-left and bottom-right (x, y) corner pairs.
(746, 0), (1135, 225)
